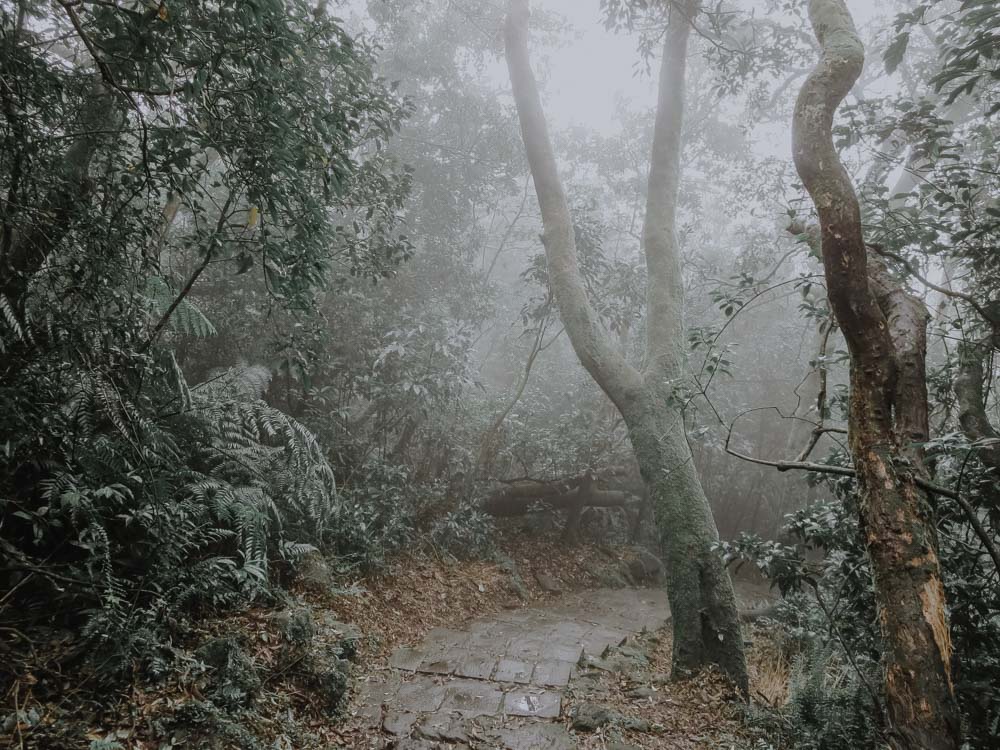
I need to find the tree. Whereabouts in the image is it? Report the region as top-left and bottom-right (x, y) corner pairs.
(791, 0), (961, 747)
(505, 0), (747, 690)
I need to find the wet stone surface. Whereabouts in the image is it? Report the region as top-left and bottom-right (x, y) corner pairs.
(350, 588), (671, 747)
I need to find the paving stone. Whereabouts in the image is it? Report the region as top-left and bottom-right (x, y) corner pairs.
(454, 654), (496, 680)
(389, 647), (425, 672)
(439, 679), (504, 717)
(549, 622), (591, 641)
(532, 659), (574, 687)
(504, 639), (548, 660)
(354, 675), (403, 722)
(383, 710), (417, 736)
(419, 649), (470, 676)
(416, 714), (471, 743)
(424, 626), (471, 649)
(393, 679), (448, 712)
(495, 722), (576, 749)
(347, 583), (773, 745)
(503, 689), (561, 719)
(493, 658), (533, 684)
(392, 740), (439, 750)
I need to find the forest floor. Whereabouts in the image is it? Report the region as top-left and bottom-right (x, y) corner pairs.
(1, 525), (788, 749)
(307, 526), (786, 749)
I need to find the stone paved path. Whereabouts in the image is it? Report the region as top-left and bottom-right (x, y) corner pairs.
(353, 588), (668, 748)
(353, 585), (772, 748)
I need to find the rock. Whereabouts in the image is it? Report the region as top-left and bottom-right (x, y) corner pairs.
(598, 543), (618, 559)
(317, 613), (362, 660)
(608, 743), (641, 750)
(296, 549), (335, 594)
(619, 716), (652, 733)
(495, 553), (530, 600)
(507, 576), (529, 600)
(300, 646), (350, 714)
(626, 546), (665, 584)
(593, 566), (629, 589)
(626, 686), (655, 700)
(623, 669), (650, 685)
(270, 607), (315, 643)
(583, 645), (648, 674)
(570, 702), (615, 731)
(194, 636), (261, 709)
(534, 571), (562, 593)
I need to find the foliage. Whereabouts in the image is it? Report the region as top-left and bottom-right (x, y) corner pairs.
(1, 357), (337, 674)
(328, 460), (424, 570)
(745, 641), (880, 750)
(0, 0), (412, 693)
(723, 464), (1000, 748)
(430, 499), (496, 560)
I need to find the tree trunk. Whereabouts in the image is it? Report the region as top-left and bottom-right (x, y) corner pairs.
(955, 334), (1000, 476)
(792, 2), (961, 747)
(504, 0), (747, 692)
(623, 391), (746, 685)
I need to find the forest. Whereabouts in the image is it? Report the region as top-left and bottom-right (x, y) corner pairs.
(1, 0), (998, 748)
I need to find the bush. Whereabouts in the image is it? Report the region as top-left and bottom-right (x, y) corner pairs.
(745, 641), (880, 750)
(430, 499), (496, 559)
(724, 475), (1000, 749)
(1, 360), (337, 677)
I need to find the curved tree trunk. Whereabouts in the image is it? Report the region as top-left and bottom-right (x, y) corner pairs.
(505, 0), (747, 693)
(792, 2), (961, 747)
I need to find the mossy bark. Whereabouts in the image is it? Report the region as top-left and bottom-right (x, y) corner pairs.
(622, 390), (747, 691)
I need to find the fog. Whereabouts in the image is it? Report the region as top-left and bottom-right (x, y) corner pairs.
(4, 0), (999, 744)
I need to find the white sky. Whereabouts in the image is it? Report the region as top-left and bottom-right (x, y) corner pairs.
(491, 0), (891, 135)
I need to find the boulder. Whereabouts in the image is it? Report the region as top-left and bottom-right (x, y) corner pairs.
(535, 571), (562, 594)
(296, 549), (335, 594)
(571, 702), (615, 732)
(626, 546), (665, 584)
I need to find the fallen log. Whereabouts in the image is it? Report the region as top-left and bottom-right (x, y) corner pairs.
(482, 483), (635, 516)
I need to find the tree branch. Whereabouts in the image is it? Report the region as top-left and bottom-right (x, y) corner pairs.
(504, 0), (643, 409)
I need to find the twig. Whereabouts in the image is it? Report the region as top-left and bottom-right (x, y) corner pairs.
(141, 192), (236, 351)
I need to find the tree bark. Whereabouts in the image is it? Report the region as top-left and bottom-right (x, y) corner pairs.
(505, 0), (747, 693)
(792, 2), (961, 747)
(955, 334), (1000, 476)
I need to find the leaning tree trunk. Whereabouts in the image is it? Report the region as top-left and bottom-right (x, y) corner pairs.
(624, 389), (745, 684)
(505, 0), (747, 692)
(792, 2), (961, 747)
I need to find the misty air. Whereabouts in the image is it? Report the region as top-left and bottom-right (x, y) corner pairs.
(1, 1), (996, 748)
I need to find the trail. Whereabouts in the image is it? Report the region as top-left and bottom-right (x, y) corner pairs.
(348, 584), (771, 748)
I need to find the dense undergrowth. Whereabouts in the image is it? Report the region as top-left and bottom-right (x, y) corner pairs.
(725, 462), (1000, 749)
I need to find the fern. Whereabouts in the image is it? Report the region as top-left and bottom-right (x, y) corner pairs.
(3, 354), (338, 676)
(143, 276), (218, 338)
(752, 640), (882, 750)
